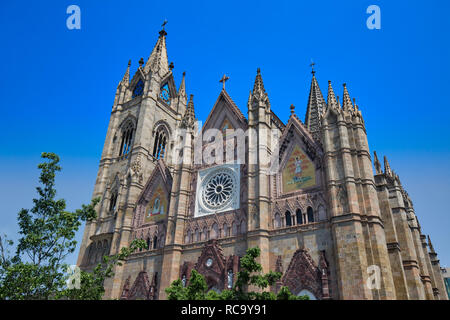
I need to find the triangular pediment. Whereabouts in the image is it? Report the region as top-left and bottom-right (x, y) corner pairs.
(134, 160), (172, 226)
(128, 271), (151, 300)
(202, 90), (248, 135)
(278, 116), (323, 194)
(281, 248), (323, 299)
(193, 240), (226, 290)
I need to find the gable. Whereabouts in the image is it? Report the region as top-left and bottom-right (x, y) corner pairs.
(220, 118), (234, 136)
(202, 91), (247, 135)
(134, 161), (172, 227)
(278, 116), (323, 195)
(144, 182), (168, 223)
(282, 144), (316, 193)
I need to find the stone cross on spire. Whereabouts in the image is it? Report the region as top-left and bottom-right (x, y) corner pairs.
(219, 74), (230, 90)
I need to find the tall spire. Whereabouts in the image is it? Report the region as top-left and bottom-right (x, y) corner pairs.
(342, 83), (353, 111)
(327, 80), (338, 108)
(144, 25), (170, 76)
(373, 151), (382, 174)
(181, 94), (195, 129)
(305, 72), (325, 138)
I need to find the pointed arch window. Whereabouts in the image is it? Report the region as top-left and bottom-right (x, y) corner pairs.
(195, 229), (200, 242)
(96, 241), (103, 262)
(227, 270), (234, 289)
(240, 220), (246, 234)
(202, 227), (208, 241)
(132, 79), (144, 98)
(152, 129), (167, 160)
(185, 230), (191, 244)
(159, 83), (171, 105)
(146, 237), (151, 250)
(285, 211), (292, 227)
(211, 223), (219, 239)
(223, 224), (228, 237)
(307, 207), (314, 223)
(119, 122), (134, 157)
(296, 209), (303, 225)
(231, 221), (237, 236)
(109, 191), (118, 213)
(274, 213), (281, 228)
(153, 235), (158, 249)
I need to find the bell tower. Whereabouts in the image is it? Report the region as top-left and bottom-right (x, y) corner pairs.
(77, 25), (186, 299)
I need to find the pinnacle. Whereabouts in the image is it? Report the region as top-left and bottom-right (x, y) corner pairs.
(120, 59), (131, 85)
(327, 80), (338, 108)
(252, 67), (266, 96)
(373, 151), (382, 174)
(384, 156), (393, 177)
(178, 71), (187, 100)
(342, 83), (353, 110)
(181, 94), (196, 128)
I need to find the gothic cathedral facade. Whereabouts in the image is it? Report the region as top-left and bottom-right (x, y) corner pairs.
(77, 27), (448, 300)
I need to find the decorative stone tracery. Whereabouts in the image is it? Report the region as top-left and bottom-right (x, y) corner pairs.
(179, 240), (239, 291)
(281, 248), (330, 300)
(120, 271), (158, 300)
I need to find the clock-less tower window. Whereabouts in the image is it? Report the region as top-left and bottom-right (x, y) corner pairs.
(159, 83), (171, 105)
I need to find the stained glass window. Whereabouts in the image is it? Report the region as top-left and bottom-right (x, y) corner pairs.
(159, 83), (171, 105)
(132, 79), (144, 98)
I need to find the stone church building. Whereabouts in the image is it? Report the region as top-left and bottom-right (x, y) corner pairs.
(77, 26), (448, 300)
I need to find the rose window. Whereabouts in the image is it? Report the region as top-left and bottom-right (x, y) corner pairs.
(202, 171), (234, 209)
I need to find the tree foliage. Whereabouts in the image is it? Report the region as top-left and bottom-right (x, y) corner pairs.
(0, 152), (145, 300)
(59, 239), (147, 300)
(165, 247), (309, 300)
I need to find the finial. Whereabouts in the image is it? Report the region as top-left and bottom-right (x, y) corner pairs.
(310, 60), (316, 75)
(290, 104), (295, 115)
(219, 74), (230, 90)
(159, 20), (168, 36)
(343, 83), (347, 88)
(138, 58), (144, 67)
(169, 62), (174, 70)
(182, 71), (186, 76)
(128, 60), (131, 67)
(257, 67), (261, 74)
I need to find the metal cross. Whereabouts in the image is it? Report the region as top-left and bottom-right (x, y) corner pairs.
(162, 20), (168, 29)
(219, 74), (229, 90)
(310, 60), (316, 74)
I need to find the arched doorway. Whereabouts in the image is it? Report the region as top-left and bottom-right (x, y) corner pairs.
(298, 289), (317, 300)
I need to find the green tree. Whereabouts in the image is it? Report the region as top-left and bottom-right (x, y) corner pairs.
(59, 238), (147, 300)
(165, 247), (309, 300)
(0, 153), (99, 299)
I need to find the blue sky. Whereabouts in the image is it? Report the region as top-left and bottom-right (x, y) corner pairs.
(0, 0), (449, 267)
